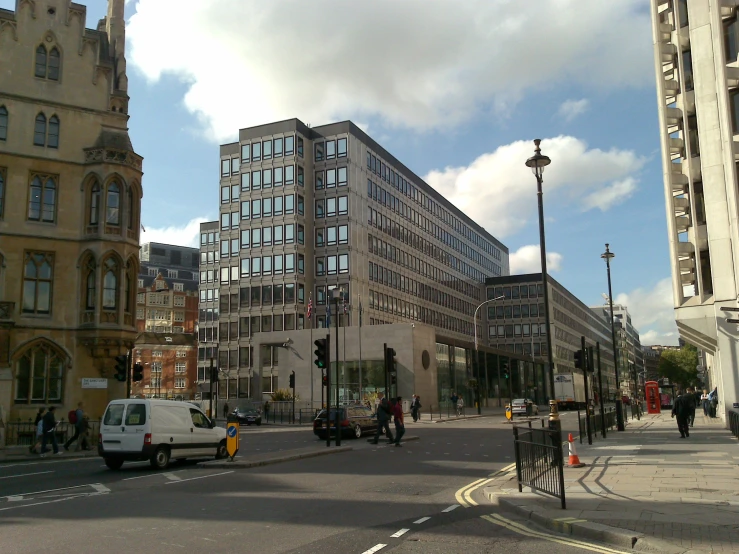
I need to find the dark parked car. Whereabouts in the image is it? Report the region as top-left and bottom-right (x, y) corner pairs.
(313, 406), (377, 439)
(233, 408), (262, 426)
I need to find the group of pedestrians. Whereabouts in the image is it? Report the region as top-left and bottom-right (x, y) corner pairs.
(372, 395), (405, 447)
(449, 392), (465, 416)
(671, 386), (719, 438)
(28, 402), (91, 456)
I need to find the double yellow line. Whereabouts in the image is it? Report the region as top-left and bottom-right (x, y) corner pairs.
(454, 462), (516, 507)
(482, 513), (629, 553)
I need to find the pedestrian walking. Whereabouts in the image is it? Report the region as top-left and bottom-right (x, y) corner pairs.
(671, 391), (690, 438)
(410, 395), (421, 422)
(40, 406), (61, 456)
(700, 389), (709, 416)
(223, 402), (230, 419)
(457, 396), (465, 417)
(392, 396), (405, 447)
(449, 392), (458, 416)
(371, 396), (394, 444)
(709, 387), (719, 418)
(29, 407), (46, 454)
(684, 387), (697, 427)
(77, 414), (91, 451)
(64, 402), (85, 451)
(263, 400), (270, 421)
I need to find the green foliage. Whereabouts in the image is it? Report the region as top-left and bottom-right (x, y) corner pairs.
(658, 344), (699, 388)
(270, 388), (299, 401)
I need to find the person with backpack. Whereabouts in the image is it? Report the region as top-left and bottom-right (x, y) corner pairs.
(40, 406), (61, 456)
(76, 414), (92, 451)
(371, 396), (394, 444)
(28, 407), (46, 454)
(64, 402), (85, 451)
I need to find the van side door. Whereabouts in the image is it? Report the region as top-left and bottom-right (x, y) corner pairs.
(189, 408), (219, 456)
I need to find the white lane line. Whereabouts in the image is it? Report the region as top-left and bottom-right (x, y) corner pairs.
(6, 496), (24, 502)
(162, 472), (182, 481)
(2, 483), (93, 499)
(360, 545), (387, 554)
(0, 470), (54, 480)
(90, 483), (111, 493)
(0, 496), (83, 512)
(164, 471), (234, 484)
(442, 504), (460, 513)
(390, 529), (409, 538)
(122, 474), (160, 481)
(413, 517), (431, 524)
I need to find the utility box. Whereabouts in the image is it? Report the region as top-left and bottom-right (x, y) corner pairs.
(402, 399), (410, 413)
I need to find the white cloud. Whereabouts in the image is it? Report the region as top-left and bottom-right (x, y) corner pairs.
(125, 0), (652, 141)
(424, 136), (647, 238)
(509, 245), (563, 274)
(141, 217), (209, 248)
(614, 278), (679, 346)
(557, 99), (590, 122)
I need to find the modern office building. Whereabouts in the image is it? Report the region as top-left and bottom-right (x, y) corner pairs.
(485, 274), (617, 402)
(642, 346), (661, 383)
(0, 0), (142, 425)
(650, 0), (738, 420)
(199, 118), (513, 409)
(140, 242), (199, 272)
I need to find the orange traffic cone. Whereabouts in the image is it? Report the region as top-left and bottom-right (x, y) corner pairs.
(567, 433), (586, 468)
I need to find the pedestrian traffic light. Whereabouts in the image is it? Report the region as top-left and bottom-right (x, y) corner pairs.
(114, 354), (128, 382)
(390, 373), (397, 386)
(574, 349), (584, 369)
(502, 363), (509, 380)
(322, 372), (328, 387)
(314, 338), (328, 369)
(289, 371), (295, 389)
(132, 363), (144, 382)
(384, 345), (397, 373)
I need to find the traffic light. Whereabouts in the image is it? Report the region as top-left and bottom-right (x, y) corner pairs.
(114, 354), (128, 382)
(587, 346), (595, 373)
(132, 363), (144, 382)
(502, 363), (509, 380)
(384, 345), (397, 373)
(322, 372), (328, 387)
(574, 349), (584, 369)
(314, 338), (328, 369)
(390, 373), (397, 386)
(289, 371), (295, 389)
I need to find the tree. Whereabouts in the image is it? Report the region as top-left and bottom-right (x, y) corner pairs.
(658, 345), (699, 388)
(270, 388), (299, 402)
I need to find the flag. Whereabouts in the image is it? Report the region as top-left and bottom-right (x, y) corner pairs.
(326, 303), (331, 328)
(307, 292), (313, 320)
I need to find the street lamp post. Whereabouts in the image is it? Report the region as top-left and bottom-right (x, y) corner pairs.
(601, 243), (624, 431)
(525, 140), (556, 402)
(331, 288), (341, 447)
(473, 295), (505, 415)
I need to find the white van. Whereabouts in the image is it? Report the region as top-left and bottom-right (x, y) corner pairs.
(99, 399), (228, 470)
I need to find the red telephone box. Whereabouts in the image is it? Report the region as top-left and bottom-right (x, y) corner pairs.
(645, 381), (661, 414)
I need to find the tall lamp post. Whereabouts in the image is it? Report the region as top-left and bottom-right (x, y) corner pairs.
(473, 295), (505, 414)
(601, 243), (624, 431)
(525, 140), (555, 402)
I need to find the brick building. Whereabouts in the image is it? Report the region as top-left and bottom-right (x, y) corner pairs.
(131, 333), (197, 399)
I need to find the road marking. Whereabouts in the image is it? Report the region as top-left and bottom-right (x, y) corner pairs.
(454, 478), (487, 506)
(164, 471), (234, 484)
(91, 483), (110, 493)
(390, 529), (409, 538)
(463, 478), (494, 506)
(2, 483), (95, 499)
(413, 517), (430, 524)
(0, 495), (83, 512)
(6, 496), (24, 502)
(163, 472), (182, 481)
(122, 474), (160, 481)
(0, 470), (54, 480)
(481, 514), (629, 553)
(442, 504), (460, 512)
(360, 545), (387, 554)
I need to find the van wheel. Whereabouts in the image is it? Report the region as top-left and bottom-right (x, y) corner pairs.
(215, 440), (228, 459)
(104, 457), (124, 470)
(354, 425), (362, 439)
(150, 446), (170, 469)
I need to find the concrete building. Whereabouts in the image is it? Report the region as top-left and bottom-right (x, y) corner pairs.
(642, 346), (662, 383)
(200, 119), (512, 408)
(131, 332), (197, 400)
(0, 0), (142, 426)
(650, 0), (739, 421)
(486, 274), (616, 402)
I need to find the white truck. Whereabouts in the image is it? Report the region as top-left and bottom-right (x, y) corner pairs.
(553, 373), (585, 410)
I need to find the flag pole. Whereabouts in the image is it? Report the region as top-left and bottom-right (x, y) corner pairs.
(309, 293), (313, 411)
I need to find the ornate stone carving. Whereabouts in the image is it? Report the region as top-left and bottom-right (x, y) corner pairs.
(84, 148), (143, 171)
(0, 302), (15, 322)
(18, 0), (36, 19)
(0, 19), (19, 41)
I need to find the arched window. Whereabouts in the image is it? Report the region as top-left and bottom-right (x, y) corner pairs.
(85, 257), (96, 310)
(47, 115), (59, 148)
(22, 252), (54, 315)
(106, 181), (120, 225)
(103, 257), (118, 310)
(90, 181), (100, 225)
(14, 341), (65, 404)
(33, 113), (46, 146)
(35, 45), (47, 78)
(27, 175), (56, 223)
(0, 106), (7, 141)
(48, 47), (60, 81)
(127, 187), (134, 230)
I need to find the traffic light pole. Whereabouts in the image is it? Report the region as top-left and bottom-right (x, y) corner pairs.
(383, 343), (388, 396)
(291, 371), (296, 424)
(334, 297), (341, 447)
(581, 336), (592, 445)
(596, 342), (606, 439)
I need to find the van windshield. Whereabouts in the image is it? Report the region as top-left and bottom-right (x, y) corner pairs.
(103, 404), (124, 426)
(125, 404), (147, 426)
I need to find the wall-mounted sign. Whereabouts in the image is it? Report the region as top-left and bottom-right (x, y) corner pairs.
(81, 378), (108, 389)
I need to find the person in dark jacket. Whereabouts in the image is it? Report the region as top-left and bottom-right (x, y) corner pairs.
(28, 408), (46, 454)
(684, 388), (697, 427)
(672, 391), (691, 438)
(40, 406), (60, 456)
(371, 397), (394, 444)
(392, 397), (405, 447)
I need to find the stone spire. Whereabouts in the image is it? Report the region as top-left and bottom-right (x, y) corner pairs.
(106, 0), (127, 92)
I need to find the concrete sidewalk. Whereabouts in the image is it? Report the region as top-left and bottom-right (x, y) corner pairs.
(485, 412), (739, 552)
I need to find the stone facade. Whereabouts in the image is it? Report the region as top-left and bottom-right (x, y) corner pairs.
(0, 0), (141, 429)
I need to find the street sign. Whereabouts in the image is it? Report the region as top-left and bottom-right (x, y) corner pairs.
(81, 378), (108, 389)
(226, 421), (239, 459)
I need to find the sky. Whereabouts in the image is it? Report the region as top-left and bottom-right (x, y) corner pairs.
(2, 0), (678, 345)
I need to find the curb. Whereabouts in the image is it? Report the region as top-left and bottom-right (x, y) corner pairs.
(0, 449), (99, 465)
(199, 446), (353, 469)
(364, 435), (420, 444)
(428, 414), (492, 424)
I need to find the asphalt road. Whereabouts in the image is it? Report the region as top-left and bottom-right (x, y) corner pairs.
(0, 412), (623, 554)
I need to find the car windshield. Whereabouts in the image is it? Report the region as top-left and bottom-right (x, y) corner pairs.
(239, 409), (257, 414)
(316, 409), (345, 420)
(513, 399), (526, 404)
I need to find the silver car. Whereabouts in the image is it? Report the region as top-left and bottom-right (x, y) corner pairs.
(511, 398), (539, 416)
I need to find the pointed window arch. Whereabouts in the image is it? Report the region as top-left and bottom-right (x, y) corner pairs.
(106, 181), (120, 225)
(0, 106), (7, 141)
(27, 174), (56, 223)
(48, 47), (60, 81)
(22, 252), (54, 315)
(102, 257), (119, 310)
(84, 256), (96, 310)
(47, 115), (59, 148)
(35, 45), (47, 78)
(33, 113), (46, 146)
(90, 181), (100, 225)
(14, 340), (66, 404)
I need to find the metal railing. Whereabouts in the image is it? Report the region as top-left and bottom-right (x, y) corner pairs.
(512, 424), (566, 509)
(577, 406), (618, 444)
(5, 420), (101, 447)
(729, 409), (739, 439)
